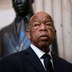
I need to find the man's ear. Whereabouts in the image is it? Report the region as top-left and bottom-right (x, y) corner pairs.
(26, 31), (30, 39)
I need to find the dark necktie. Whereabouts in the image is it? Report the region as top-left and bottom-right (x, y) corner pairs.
(42, 54), (54, 72)
(19, 18), (25, 44)
(18, 17), (30, 50)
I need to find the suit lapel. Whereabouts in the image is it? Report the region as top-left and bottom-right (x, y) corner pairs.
(8, 22), (19, 48)
(26, 47), (46, 72)
(52, 53), (61, 72)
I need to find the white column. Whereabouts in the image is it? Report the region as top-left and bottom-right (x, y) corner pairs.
(0, 9), (16, 29)
(62, 0), (72, 62)
(0, 0), (15, 29)
(52, 0), (64, 58)
(34, 0), (43, 13)
(44, 0), (52, 16)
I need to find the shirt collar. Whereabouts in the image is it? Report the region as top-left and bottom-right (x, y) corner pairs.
(30, 44), (52, 59)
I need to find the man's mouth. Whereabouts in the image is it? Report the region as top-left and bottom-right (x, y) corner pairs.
(39, 35), (49, 40)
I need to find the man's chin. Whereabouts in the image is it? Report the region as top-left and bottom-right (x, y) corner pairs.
(39, 43), (49, 48)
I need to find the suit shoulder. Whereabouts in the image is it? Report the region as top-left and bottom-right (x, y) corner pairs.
(53, 54), (72, 66)
(1, 50), (28, 60)
(1, 23), (13, 33)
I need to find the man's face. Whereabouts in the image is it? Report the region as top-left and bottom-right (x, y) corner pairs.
(12, 0), (32, 16)
(29, 12), (56, 49)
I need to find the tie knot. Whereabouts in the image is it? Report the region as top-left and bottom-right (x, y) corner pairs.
(42, 54), (53, 72)
(42, 54), (51, 60)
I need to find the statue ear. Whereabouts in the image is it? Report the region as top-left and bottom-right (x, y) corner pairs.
(31, 0), (34, 3)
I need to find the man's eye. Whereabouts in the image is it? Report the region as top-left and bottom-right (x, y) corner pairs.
(33, 22), (40, 27)
(46, 22), (53, 26)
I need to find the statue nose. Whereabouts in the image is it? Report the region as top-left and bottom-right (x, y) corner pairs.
(16, 0), (22, 4)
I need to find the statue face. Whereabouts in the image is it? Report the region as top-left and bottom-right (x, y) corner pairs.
(12, 0), (33, 16)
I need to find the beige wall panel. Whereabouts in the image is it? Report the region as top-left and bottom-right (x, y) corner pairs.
(52, 0), (64, 58)
(44, 0), (53, 16)
(0, 9), (16, 30)
(0, 0), (12, 10)
(62, 0), (72, 62)
(34, 0), (43, 13)
(0, 0), (15, 29)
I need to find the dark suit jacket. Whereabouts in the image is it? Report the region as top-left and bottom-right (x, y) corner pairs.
(0, 13), (33, 57)
(0, 46), (72, 72)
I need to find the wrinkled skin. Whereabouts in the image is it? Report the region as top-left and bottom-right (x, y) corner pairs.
(12, 0), (34, 17)
(28, 12), (56, 53)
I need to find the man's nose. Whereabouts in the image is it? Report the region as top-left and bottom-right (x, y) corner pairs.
(40, 23), (47, 31)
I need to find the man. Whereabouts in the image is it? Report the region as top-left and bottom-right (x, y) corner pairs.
(0, 12), (72, 72)
(0, 0), (34, 57)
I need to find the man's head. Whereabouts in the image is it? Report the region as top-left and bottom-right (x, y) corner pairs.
(12, 0), (34, 17)
(28, 12), (56, 53)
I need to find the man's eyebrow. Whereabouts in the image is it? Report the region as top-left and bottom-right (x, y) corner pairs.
(45, 20), (53, 22)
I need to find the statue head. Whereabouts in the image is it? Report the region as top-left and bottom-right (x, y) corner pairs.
(12, 0), (34, 17)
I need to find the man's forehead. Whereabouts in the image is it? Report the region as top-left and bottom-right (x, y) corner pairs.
(31, 12), (53, 21)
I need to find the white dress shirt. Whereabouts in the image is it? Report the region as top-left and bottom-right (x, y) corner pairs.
(30, 44), (53, 70)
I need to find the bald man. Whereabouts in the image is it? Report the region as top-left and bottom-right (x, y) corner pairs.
(0, 12), (72, 72)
